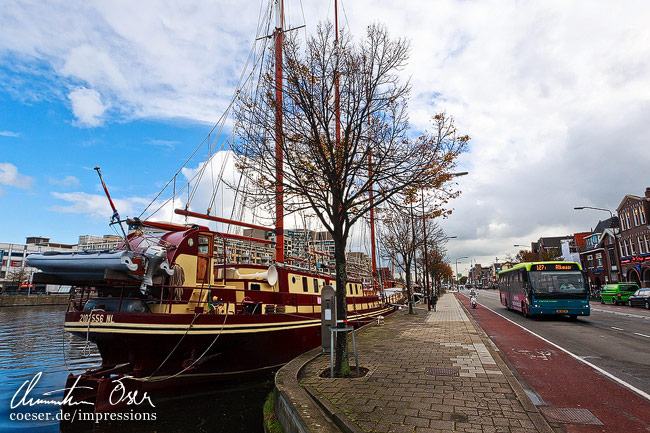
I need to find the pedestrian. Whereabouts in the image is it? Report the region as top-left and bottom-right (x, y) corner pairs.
(430, 292), (438, 312)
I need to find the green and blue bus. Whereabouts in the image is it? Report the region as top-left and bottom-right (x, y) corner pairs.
(498, 262), (590, 319)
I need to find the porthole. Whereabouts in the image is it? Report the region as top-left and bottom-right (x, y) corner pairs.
(188, 238), (194, 247)
(292, 276), (296, 284)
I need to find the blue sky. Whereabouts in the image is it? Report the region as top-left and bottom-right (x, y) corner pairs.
(0, 61), (210, 243)
(2, 1), (650, 274)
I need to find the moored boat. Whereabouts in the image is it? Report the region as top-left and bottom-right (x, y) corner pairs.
(29, 218), (397, 412)
(26, 0), (401, 413)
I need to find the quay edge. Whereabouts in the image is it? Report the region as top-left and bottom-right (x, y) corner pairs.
(0, 294), (69, 307)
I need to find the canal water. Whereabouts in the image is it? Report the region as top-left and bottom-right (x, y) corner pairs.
(0, 305), (272, 432)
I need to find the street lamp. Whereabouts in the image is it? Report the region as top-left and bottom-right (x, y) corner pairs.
(455, 256), (468, 289)
(573, 206), (615, 220)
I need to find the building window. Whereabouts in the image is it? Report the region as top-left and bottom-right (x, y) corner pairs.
(587, 255), (594, 268)
(631, 239), (636, 255)
(633, 208), (640, 226)
(641, 206), (647, 224)
(639, 237), (645, 255)
(624, 240), (630, 257)
(645, 235), (650, 254)
(626, 212), (631, 230)
(596, 253), (603, 268)
(608, 248), (616, 269)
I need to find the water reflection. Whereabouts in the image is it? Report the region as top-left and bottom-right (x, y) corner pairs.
(0, 305), (271, 432)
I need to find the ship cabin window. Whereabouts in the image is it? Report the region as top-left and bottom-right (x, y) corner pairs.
(250, 283), (260, 291)
(198, 235), (210, 255)
(292, 276), (296, 284)
(302, 276), (309, 292)
(313, 279), (319, 293)
(349, 284), (353, 295)
(355, 284), (359, 295)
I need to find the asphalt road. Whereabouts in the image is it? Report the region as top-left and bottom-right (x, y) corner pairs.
(461, 288), (650, 397)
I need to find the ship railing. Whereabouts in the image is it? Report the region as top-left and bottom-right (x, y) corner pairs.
(67, 284), (395, 316)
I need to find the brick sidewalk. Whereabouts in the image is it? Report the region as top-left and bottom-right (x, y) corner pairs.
(299, 294), (551, 432)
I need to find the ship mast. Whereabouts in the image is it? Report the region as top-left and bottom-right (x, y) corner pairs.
(334, 0), (341, 150)
(274, 0), (285, 263)
(369, 147), (378, 290)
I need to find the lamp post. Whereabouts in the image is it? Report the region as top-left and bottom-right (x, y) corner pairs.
(455, 256), (468, 290)
(573, 206), (614, 220)
(574, 206), (619, 286)
(421, 171), (467, 305)
(424, 236), (458, 295)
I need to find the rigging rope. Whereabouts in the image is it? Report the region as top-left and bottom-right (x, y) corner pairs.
(139, 0), (274, 221)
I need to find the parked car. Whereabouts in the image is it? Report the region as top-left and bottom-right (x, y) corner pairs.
(627, 288), (650, 309)
(600, 283), (640, 305)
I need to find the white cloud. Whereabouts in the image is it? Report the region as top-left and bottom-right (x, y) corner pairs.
(0, 130), (20, 137)
(2, 1), (650, 273)
(68, 87), (108, 127)
(51, 191), (150, 221)
(0, 162), (34, 189)
(147, 139), (178, 151)
(49, 175), (80, 188)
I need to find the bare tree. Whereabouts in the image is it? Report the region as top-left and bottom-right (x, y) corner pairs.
(378, 207), (422, 313)
(234, 22), (468, 376)
(514, 248), (563, 263)
(6, 267), (29, 288)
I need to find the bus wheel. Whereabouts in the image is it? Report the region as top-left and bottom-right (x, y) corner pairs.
(569, 315), (577, 320)
(600, 298), (605, 304)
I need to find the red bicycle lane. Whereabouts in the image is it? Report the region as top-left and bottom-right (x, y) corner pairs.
(456, 293), (650, 432)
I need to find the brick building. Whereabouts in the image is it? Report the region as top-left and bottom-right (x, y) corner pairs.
(617, 187), (650, 287)
(579, 217), (620, 295)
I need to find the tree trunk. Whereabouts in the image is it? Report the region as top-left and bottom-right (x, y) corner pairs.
(405, 261), (414, 314)
(333, 224), (350, 376)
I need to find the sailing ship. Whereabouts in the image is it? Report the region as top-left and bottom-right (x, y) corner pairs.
(26, 0), (399, 413)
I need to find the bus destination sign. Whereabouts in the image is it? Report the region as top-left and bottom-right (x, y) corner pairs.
(532, 263), (580, 272)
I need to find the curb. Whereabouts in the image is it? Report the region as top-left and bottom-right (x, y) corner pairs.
(303, 385), (365, 433)
(274, 313), (394, 433)
(456, 294), (556, 433)
(274, 346), (340, 433)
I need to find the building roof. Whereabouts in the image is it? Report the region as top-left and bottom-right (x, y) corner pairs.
(534, 236), (574, 251)
(593, 216), (619, 233)
(616, 187), (650, 212)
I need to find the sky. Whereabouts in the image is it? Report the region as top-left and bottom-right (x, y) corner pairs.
(1, 0), (650, 276)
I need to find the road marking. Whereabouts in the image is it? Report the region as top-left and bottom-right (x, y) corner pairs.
(459, 293), (650, 403)
(634, 332), (650, 338)
(590, 307), (650, 320)
(611, 327), (624, 331)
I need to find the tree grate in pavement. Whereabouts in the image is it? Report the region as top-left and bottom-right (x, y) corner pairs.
(425, 367), (459, 376)
(540, 408), (603, 425)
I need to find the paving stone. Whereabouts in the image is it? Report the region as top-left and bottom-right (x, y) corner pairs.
(299, 294), (548, 433)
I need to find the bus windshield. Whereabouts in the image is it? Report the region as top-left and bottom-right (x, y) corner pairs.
(528, 271), (586, 298)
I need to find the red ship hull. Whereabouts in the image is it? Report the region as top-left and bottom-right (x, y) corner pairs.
(62, 304), (394, 412)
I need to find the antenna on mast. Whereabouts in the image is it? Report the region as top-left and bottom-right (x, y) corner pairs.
(94, 166), (131, 251)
